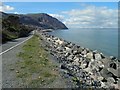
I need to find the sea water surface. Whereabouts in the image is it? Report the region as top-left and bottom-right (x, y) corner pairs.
(49, 28), (118, 58)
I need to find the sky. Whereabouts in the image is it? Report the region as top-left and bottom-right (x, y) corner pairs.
(0, 2), (118, 28)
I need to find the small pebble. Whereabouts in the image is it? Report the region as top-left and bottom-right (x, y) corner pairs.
(16, 71), (19, 73)
(10, 68), (14, 71)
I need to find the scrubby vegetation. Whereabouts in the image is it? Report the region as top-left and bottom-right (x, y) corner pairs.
(2, 15), (34, 43)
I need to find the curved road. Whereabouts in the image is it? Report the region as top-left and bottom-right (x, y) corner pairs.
(1, 30), (35, 55)
(1, 32), (34, 88)
(1, 31), (73, 88)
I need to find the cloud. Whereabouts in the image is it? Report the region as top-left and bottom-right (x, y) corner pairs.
(14, 12), (19, 14)
(62, 5), (118, 28)
(0, 2), (14, 12)
(49, 14), (64, 22)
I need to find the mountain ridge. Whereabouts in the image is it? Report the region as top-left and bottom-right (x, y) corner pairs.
(1, 12), (68, 30)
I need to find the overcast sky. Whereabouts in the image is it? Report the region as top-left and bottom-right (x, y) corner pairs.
(1, 2), (118, 28)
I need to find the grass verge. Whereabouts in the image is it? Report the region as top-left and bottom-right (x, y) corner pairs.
(16, 34), (58, 88)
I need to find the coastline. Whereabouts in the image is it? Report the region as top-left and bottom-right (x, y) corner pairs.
(47, 28), (118, 59)
(39, 30), (120, 89)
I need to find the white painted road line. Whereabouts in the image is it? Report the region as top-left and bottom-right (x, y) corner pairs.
(0, 35), (33, 56)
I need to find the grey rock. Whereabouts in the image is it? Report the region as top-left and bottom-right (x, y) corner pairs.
(109, 62), (117, 70)
(77, 48), (83, 53)
(81, 49), (87, 55)
(100, 68), (112, 78)
(73, 57), (80, 66)
(47, 38), (51, 41)
(117, 79), (120, 89)
(94, 53), (102, 60)
(67, 43), (73, 48)
(55, 39), (64, 45)
(80, 61), (88, 69)
(42, 33), (120, 89)
(64, 52), (70, 57)
(93, 50), (98, 54)
(92, 81), (101, 87)
(118, 67), (120, 77)
(67, 55), (74, 62)
(53, 37), (58, 40)
(110, 56), (116, 60)
(97, 76), (104, 81)
(86, 52), (93, 59)
(65, 47), (72, 53)
(107, 77), (115, 84)
(101, 78), (107, 82)
(73, 50), (79, 55)
(56, 46), (63, 52)
(100, 53), (105, 59)
(100, 81), (106, 88)
(81, 47), (84, 50)
(107, 68), (119, 77)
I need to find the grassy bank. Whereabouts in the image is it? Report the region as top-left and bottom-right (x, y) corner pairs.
(16, 34), (58, 87)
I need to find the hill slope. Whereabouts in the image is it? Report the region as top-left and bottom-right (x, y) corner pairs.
(1, 12), (68, 43)
(20, 13), (68, 30)
(2, 15), (34, 43)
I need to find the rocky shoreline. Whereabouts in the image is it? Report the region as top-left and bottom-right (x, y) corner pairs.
(40, 31), (120, 89)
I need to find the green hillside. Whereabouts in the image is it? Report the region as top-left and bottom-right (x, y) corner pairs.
(2, 15), (34, 43)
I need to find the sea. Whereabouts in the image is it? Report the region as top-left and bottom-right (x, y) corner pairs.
(49, 28), (119, 58)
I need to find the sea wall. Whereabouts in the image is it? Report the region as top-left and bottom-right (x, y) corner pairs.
(40, 32), (120, 89)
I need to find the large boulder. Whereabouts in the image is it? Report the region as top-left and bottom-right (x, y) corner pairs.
(56, 46), (64, 52)
(67, 43), (73, 48)
(80, 60), (89, 69)
(86, 52), (93, 59)
(97, 76), (104, 82)
(109, 62), (117, 70)
(64, 52), (70, 57)
(73, 50), (79, 55)
(110, 56), (117, 60)
(77, 48), (83, 53)
(55, 39), (64, 45)
(107, 68), (119, 77)
(107, 77), (115, 84)
(118, 79), (120, 89)
(100, 81), (106, 88)
(47, 38), (51, 41)
(73, 57), (80, 66)
(81, 49), (87, 55)
(53, 37), (58, 40)
(93, 50), (98, 54)
(65, 47), (72, 53)
(94, 53), (102, 60)
(74, 57), (79, 62)
(100, 68), (112, 78)
(100, 53), (105, 59)
(67, 55), (74, 62)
